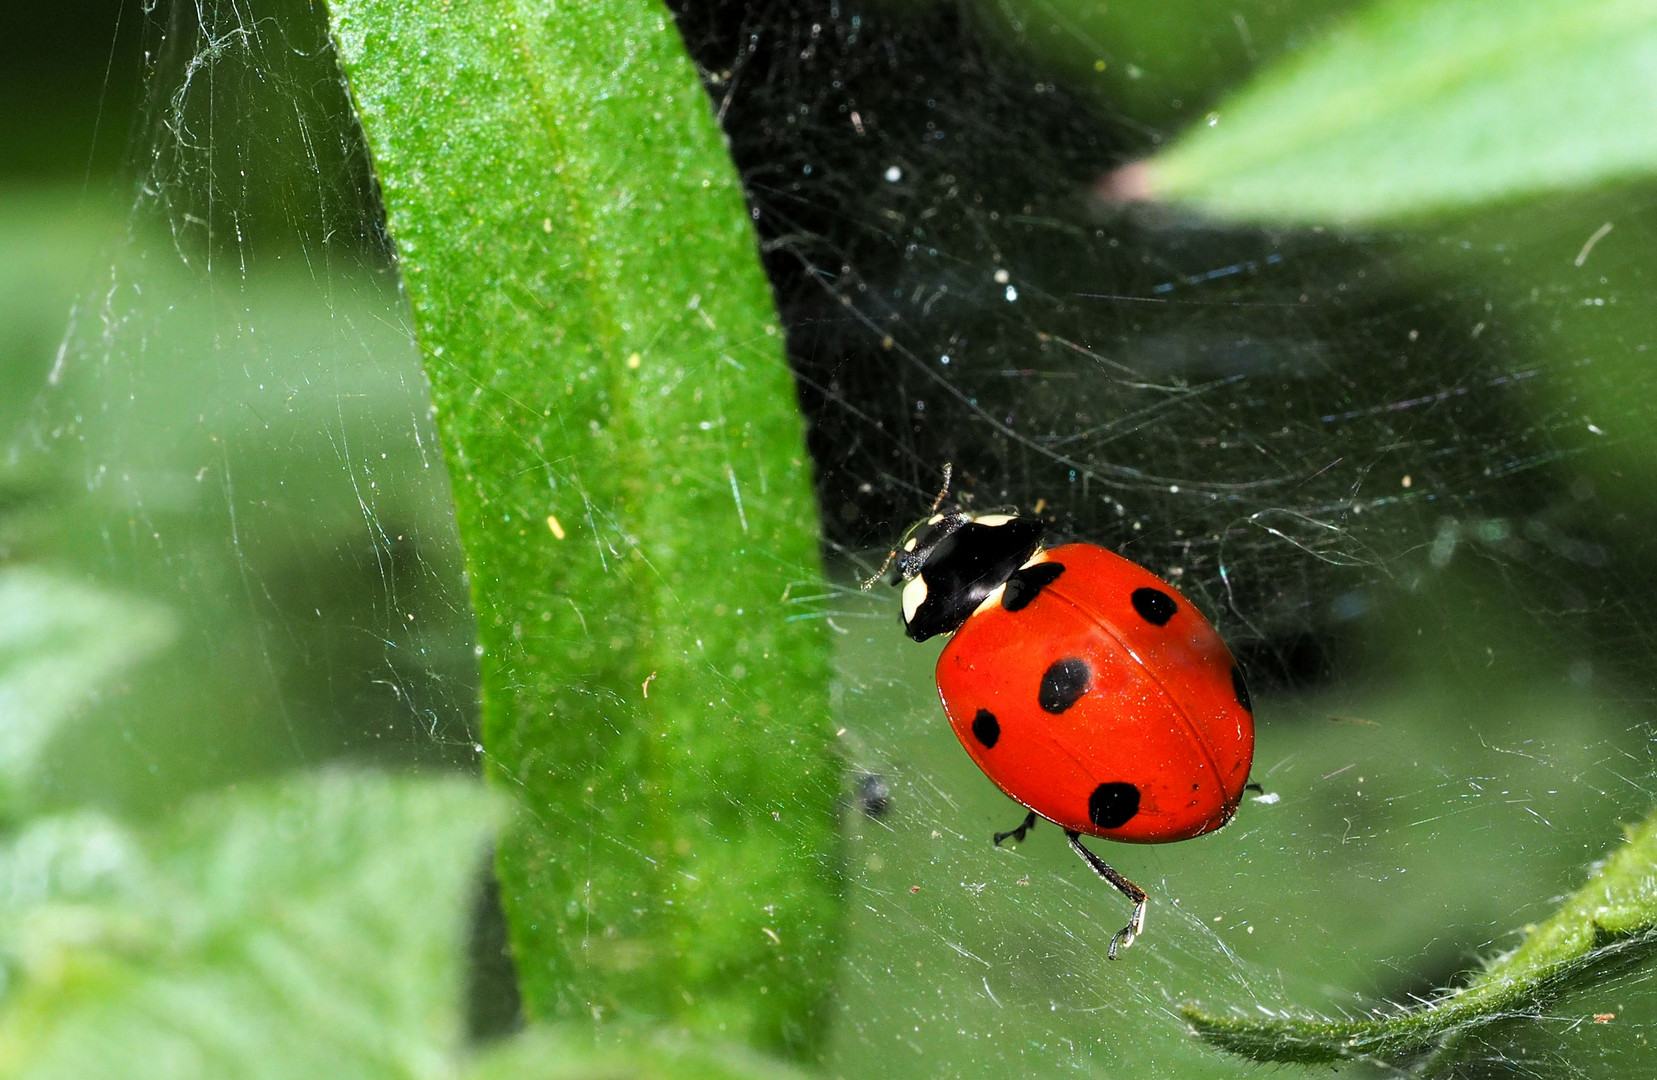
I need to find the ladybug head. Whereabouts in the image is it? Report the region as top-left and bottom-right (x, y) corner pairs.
(892, 509), (1045, 642)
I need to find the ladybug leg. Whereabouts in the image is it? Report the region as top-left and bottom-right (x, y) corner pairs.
(1064, 830), (1148, 960)
(992, 810), (1038, 847)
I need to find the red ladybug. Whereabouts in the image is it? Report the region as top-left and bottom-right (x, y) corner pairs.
(878, 476), (1254, 958)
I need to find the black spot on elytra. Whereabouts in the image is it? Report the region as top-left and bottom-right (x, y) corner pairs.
(1001, 561), (1065, 613)
(1089, 782), (1141, 829)
(1231, 665), (1253, 713)
(971, 708), (1000, 749)
(1038, 657), (1090, 714)
(1131, 587), (1177, 626)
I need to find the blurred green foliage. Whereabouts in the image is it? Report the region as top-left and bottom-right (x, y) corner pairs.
(1146, 0), (1657, 225)
(0, 567), (173, 823)
(10, 252), (479, 820)
(469, 1026), (818, 1080)
(0, 6), (143, 182)
(8, 0), (1657, 1077)
(952, 0), (1364, 137)
(0, 772), (500, 1080)
(0, 192), (124, 441)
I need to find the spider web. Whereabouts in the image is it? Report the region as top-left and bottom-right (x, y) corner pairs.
(16, 0), (1657, 1076)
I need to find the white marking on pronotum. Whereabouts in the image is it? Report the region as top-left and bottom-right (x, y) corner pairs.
(726, 466), (749, 533)
(971, 513), (1015, 527)
(902, 575), (929, 623)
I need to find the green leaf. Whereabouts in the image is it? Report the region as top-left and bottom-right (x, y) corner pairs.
(1183, 805), (1657, 1068)
(327, 0), (841, 1058)
(0, 566), (175, 820)
(0, 771), (501, 1080)
(1144, 0), (1657, 225)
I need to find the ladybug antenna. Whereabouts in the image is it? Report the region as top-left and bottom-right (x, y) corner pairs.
(859, 463), (955, 591)
(926, 461), (954, 515)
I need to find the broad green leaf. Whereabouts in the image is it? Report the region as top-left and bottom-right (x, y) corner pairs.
(327, 0), (841, 1058)
(0, 771), (500, 1080)
(469, 1024), (812, 1080)
(1183, 805), (1657, 1068)
(1144, 0), (1657, 225)
(0, 567), (174, 819)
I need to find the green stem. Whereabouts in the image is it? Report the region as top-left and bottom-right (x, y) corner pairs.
(1185, 809), (1657, 1066)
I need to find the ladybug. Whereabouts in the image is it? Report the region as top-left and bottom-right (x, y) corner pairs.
(875, 471), (1255, 958)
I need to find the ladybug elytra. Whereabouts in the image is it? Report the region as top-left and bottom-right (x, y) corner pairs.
(878, 473), (1255, 958)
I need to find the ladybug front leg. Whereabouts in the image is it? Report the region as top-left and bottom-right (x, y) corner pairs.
(992, 810), (1038, 846)
(1064, 831), (1148, 960)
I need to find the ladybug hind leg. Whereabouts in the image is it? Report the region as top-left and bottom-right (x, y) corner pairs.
(993, 810), (1038, 846)
(1064, 831), (1148, 960)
